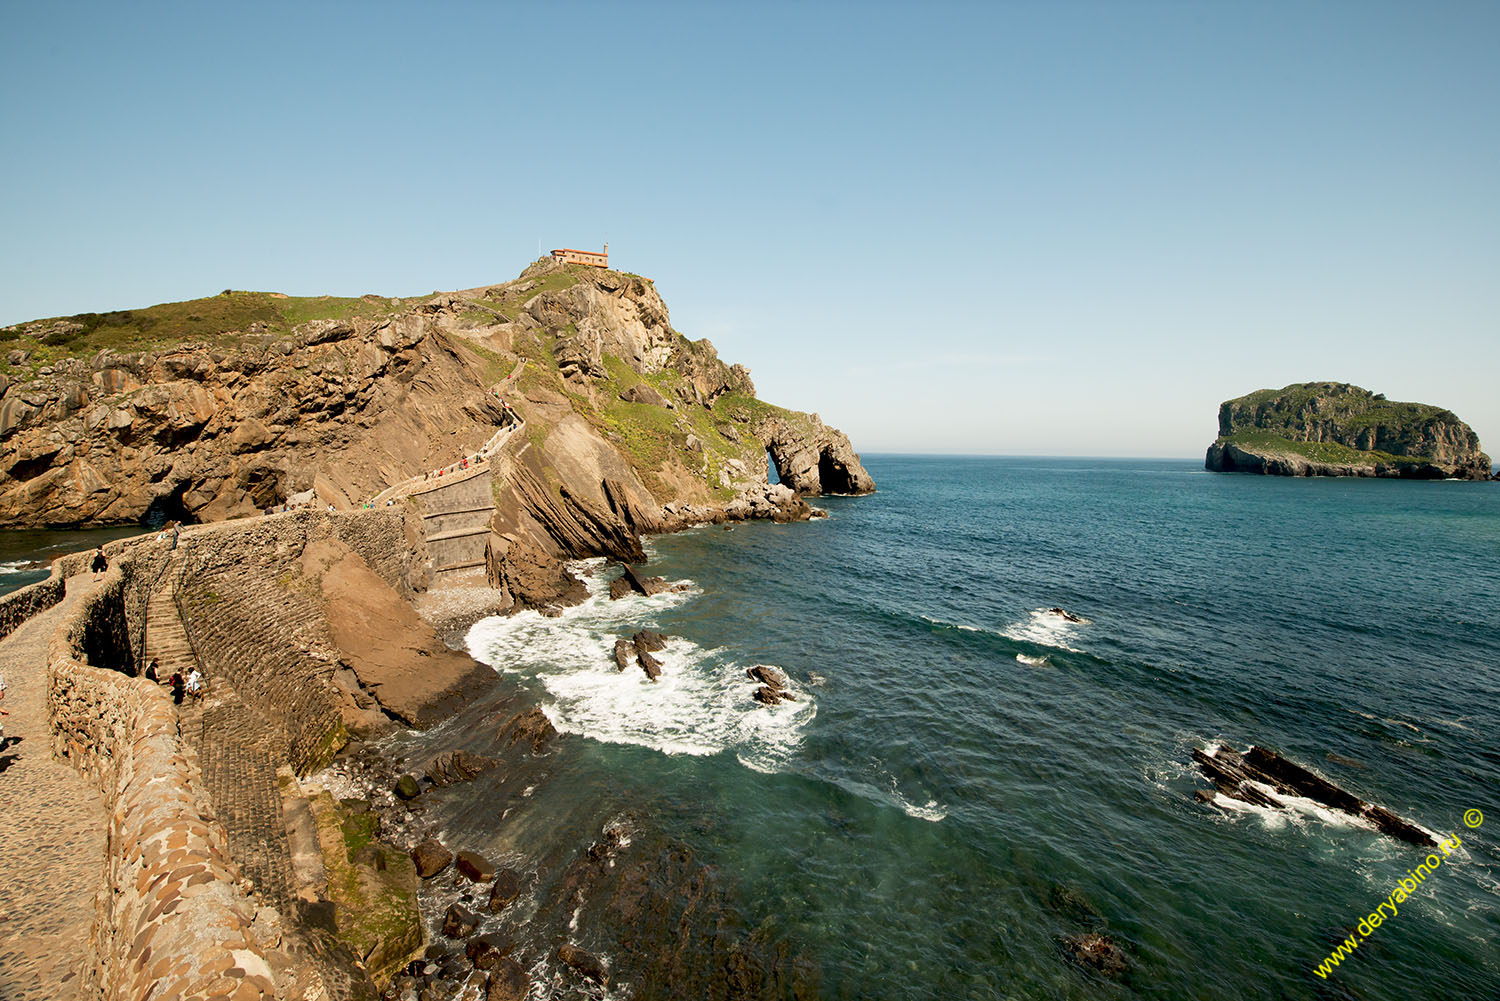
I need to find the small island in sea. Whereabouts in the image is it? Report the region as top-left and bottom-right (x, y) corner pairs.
(1204, 382), (1492, 479)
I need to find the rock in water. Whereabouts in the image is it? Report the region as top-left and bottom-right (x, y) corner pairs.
(746, 664), (789, 690)
(557, 943), (608, 985)
(456, 850), (496, 883)
(633, 629), (668, 653)
(1061, 933), (1128, 977)
(488, 868), (522, 913)
(441, 903), (479, 939)
(1193, 743), (1439, 846)
(613, 638), (633, 671)
(486, 957), (528, 1001)
(638, 650), (663, 681)
(412, 839), (454, 878)
(1204, 382), (1491, 479)
(498, 707), (557, 754)
(393, 774), (422, 800)
(466, 933), (513, 971)
(425, 749), (500, 788)
(611, 563), (667, 598)
(752, 685), (785, 706)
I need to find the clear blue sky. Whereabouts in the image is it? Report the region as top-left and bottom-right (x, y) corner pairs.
(3, 1), (1497, 458)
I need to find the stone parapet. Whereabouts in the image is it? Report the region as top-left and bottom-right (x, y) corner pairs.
(0, 569), (66, 642)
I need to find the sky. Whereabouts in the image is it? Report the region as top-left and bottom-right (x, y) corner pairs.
(3, 1), (1497, 458)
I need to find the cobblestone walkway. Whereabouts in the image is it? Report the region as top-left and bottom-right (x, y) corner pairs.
(0, 577), (107, 1001)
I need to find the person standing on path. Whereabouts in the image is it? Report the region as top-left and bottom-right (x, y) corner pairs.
(90, 547), (108, 580)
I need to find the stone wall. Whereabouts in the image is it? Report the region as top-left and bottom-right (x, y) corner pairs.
(409, 470), (495, 574)
(0, 569), (65, 642)
(47, 554), (296, 1001)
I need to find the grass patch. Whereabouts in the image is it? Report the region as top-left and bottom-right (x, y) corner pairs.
(1218, 430), (1419, 467)
(5, 290), (414, 370)
(310, 792), (424, 987)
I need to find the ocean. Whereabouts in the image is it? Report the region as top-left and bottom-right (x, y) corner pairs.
(9, 457), (1499, 998)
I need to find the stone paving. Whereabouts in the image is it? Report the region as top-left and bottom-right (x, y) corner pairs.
(0, 577), (108, 1001)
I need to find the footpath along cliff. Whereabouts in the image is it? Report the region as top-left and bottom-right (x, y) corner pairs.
(1204, 382), (1492, 479)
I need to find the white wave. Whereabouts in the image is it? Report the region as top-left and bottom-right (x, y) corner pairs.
(1015, 653), (1049, 668)
(465, 561), (813, 772)
(0, 560), (41, 576)
(1001, 608), (1086, 653)
(1211, 792), (1288, 830)
(896, 795), (948, 822)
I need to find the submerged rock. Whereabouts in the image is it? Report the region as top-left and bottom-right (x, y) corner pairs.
(425, 749), (499, 788)
(456, 850), (496, 883)
(466, 932), (513, 971)
(558, 943), (608, 985)
(488, 868), (522, 913)
(1061, 932), (1128, 977)
(498, 706), (557, 754)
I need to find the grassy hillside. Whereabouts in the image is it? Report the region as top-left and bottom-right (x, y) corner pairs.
(1224, 383), (1459, 434)
(1, 290), (420, 372)
(1214, 429), (1420, 467)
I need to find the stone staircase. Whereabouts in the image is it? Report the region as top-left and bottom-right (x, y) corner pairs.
(145, 583), (295, 916)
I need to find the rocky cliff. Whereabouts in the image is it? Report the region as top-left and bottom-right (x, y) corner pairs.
(1204, 382), (1491, 479)
(0, 260), (874, 558)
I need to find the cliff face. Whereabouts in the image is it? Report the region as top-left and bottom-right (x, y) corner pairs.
(1204, 382), (1490, 479)
(0, 261), (875, 537)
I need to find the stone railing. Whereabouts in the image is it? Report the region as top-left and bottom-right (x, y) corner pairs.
(47, 551), (292, 1001)
(0, 569), (67, 642)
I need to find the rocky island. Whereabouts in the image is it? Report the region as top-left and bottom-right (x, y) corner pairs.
(0, 258), (874, 1001)
(1204, 382), (1491, 479)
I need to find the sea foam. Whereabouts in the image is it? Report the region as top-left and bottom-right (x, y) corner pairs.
(465, 560), (813, 773)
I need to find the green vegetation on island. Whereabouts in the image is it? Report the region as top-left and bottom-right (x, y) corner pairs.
(1205, 382), (1491, 480)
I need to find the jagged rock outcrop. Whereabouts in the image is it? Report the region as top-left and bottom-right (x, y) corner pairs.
(0, 302), (510, 526)
(1205, 382), (1490, 479)
(758, 414), (876, 495)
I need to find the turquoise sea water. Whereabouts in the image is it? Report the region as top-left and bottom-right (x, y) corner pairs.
(8, 458), (1497, 998)
(443, 457), (1499, 999)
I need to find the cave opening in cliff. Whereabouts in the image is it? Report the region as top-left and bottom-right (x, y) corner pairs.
(142, 483), (193, 528)
(766, 450), (781, 485)
(817, 449), (845, 494)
